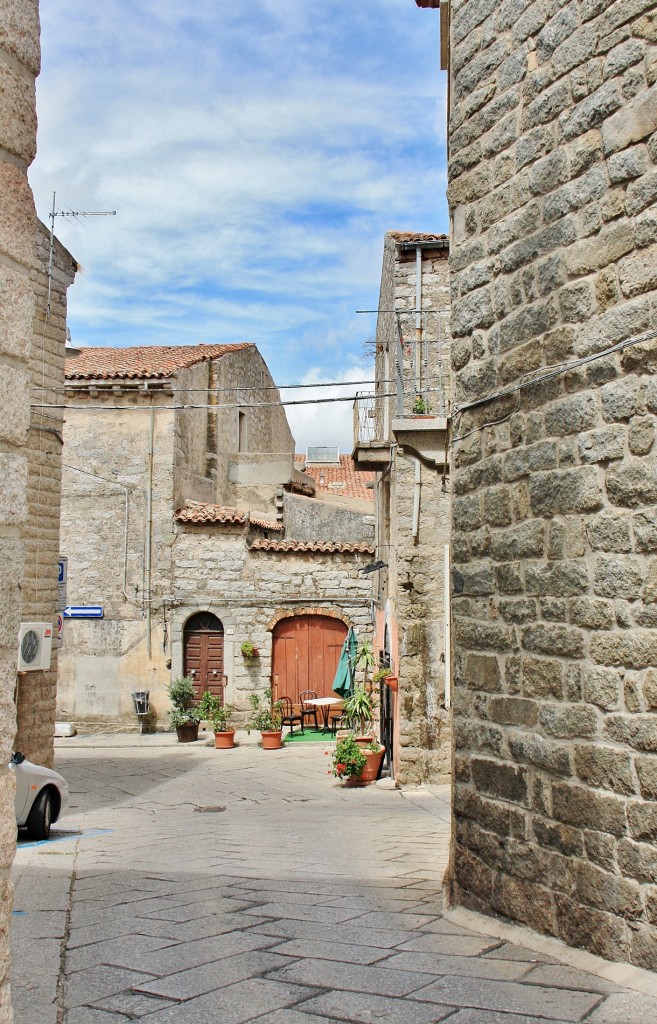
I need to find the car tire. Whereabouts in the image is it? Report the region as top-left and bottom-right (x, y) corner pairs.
(26, 789), (53, 841)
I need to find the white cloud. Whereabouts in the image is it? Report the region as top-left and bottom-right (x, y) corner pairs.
(32, 0), (448, 448)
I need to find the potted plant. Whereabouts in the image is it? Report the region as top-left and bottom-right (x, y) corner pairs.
(342, 685), (376, 742)
(412, 396), (432, 415)
(248, 689), (283, 749)
(372, 664), (398, 692)
(199, 691), (236, 749)
(331, 735), (367, 785)
(241, 640), (259, 659)
(361, 737), (385, 783)
(167, 676), (201, 743)
(356, 641), (376, 688)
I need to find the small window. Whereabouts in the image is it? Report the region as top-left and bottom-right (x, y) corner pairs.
(238, 410), (247, 452)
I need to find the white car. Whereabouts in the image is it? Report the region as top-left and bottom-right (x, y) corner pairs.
(11, 752), (69, 840)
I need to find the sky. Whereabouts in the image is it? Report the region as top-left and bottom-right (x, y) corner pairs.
(31, 0), (448, 453)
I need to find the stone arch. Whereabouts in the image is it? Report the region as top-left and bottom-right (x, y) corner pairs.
(266, 606), (352, 632)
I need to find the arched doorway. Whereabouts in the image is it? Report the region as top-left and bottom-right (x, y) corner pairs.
(183, 611), (225, 702)
(272, 614), (347, 703)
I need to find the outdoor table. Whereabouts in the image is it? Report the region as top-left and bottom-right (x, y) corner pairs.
(303, 696), (343, 733)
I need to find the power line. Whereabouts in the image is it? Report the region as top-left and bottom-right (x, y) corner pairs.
(31, 377), (390, 394)
(31, 391), (399, 413)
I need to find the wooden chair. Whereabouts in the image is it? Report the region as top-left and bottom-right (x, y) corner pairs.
(278, 696), (304, 736)
(299, 690), (319, 730)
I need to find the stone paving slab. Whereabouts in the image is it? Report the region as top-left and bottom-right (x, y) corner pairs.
(10, 740), (657, 1024)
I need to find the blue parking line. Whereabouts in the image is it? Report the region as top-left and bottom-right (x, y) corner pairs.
(17, 828), (112, 850)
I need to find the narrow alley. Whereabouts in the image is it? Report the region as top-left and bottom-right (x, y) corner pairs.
(10, 738), (657, 1024)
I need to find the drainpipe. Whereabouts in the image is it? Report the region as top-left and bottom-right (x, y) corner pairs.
(412, 458), (421, 543)
(146, 390), (155, 658)
(415, 246), (422, 398)
(444, 543), (451, 709)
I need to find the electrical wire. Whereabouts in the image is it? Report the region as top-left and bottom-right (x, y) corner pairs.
(451, 327), (657, 443)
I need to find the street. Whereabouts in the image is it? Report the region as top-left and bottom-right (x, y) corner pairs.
(10, 735), (657, 1024)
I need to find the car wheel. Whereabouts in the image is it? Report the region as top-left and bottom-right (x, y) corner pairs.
(26, 789), (52, 840)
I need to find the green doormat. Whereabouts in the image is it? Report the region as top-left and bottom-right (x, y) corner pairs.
(284, 729), (334, 744)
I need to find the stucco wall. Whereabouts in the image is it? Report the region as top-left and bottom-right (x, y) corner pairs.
(16, 224), (76, 766)
(0, 1), (41, 1017)
(448, 0), (657, 970)
(58, 395), (175, 727)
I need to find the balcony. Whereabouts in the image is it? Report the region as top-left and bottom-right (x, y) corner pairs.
(353, 389), (449, 471)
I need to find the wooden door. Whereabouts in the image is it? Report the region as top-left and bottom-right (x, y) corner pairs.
(184, 612), (225, 702)
(272, 615), (347, 703)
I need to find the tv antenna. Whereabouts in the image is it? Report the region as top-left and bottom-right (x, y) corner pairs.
(47, 190), (116, 319)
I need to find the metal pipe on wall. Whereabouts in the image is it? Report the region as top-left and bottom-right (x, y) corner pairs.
(145, 394), (155, 658)
(444, 543), (451, 709)
(412, 458), (421, 542)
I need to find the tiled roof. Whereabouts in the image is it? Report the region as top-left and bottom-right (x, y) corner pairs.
(65, 343), (253, 381)
(249, 540), (374, 555)
(294, 454), (374, 501)
(175, 504), (248, 525)
(174, 503), (283, 532)
(388, 231), (449, 244)
(250, 515), (284, 532)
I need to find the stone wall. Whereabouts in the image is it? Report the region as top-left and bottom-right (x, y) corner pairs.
(0, 1), (41, 1017)
(372, 234), (453, 785)
(171, 528), (373, 718)
(448, 0), (657, 969)
(282, 491), (375, 545)
(16, 224), (76, 765)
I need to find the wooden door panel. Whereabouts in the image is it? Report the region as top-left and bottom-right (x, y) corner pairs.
(272, 615), (347, 705)
(184, 625), (224, 702)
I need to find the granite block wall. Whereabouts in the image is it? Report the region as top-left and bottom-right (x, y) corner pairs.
(448, 0), (657, 969)
(0, 1), (40, 1016)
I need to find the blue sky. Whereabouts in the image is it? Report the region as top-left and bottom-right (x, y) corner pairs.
(31, 0), (448, 451)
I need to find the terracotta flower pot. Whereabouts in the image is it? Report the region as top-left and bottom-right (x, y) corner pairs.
(175, 722), (199, 743)
(354, 735), (375, 748)
(344, 774), (367, 787)
(384, 675), (398, 692)
(360, 747), (385, 783)
(260, 730), (283, 750)
(214, 730), (235, 749)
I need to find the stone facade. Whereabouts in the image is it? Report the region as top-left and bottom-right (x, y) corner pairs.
(0, 1), (41, 1017)
(171, 530), (374, 722)
(58, 345), (296, 727)
(447, 0), (657, 970)
(358, 232), (453, 786)
(16, 224), (76, 766)
(59, 344), (374, 728)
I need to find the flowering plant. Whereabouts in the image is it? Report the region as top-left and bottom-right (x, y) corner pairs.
(331, 735), (367, 780)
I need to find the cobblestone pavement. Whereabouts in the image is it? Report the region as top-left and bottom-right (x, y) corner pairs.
(10, 735), (657, 1024)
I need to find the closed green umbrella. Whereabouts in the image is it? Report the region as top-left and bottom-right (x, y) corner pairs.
(332, 627), (358, 697)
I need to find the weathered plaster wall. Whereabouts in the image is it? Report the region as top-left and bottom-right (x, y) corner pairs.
(58, 396), (175, 728)
(0, 1), (41, 1017)
(448, 0), (657, 969)
(283, 491), (375, 545)
(60, 346), (299, 729)
(16, 224), (76, 766)
(171, 528), (373, 719)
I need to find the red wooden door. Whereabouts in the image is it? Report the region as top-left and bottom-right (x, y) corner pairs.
(184, 612), (225, 702)
(272, 615), (347, 703)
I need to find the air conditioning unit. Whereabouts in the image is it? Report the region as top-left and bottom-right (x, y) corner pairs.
(17, 623), (53, 672)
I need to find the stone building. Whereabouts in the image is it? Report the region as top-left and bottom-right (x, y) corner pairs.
(16, 223), (77, 766)
(58, 344), (374, 729)
(1, 2), (43, 1018)
(439, 0), (657, 972)
(354, 231), (452, 785)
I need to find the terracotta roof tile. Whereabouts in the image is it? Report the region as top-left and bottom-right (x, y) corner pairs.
(388, 231), (449, 243)
(249, 540), (374, 555)
(174, 503), (283, 531)
(65, 343), (253, 381)
(294, 454), (374, 501)
(175, 504), (248, 525)
(249, 515), (284, 532)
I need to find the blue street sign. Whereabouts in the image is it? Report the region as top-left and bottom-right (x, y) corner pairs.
(63, 606), (104, 619)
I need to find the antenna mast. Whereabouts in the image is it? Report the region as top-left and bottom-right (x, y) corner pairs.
(47, 191), (116, 319)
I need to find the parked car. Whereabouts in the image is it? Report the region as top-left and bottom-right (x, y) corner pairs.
(11, 752), (69, 840)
